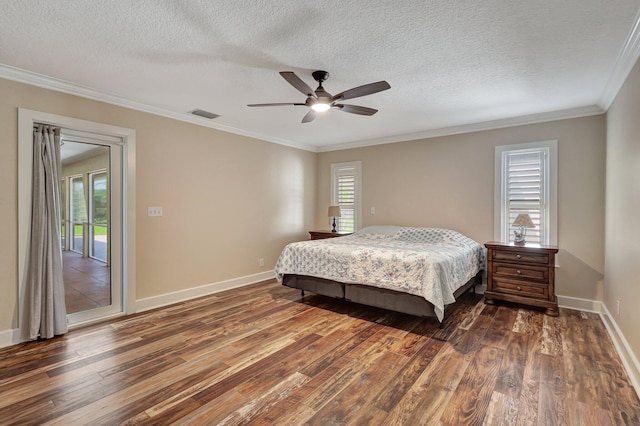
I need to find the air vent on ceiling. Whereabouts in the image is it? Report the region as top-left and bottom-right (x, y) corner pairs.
(190, 109), (220, 119)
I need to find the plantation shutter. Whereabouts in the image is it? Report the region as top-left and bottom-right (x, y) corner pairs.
(336, 171), (355, 232)
(504, 150), (546, 244)
(331, 162), (360, 233)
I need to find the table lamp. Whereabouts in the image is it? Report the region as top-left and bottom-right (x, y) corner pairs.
(328, 205), (341, 232)
(512, 213), (535, 244)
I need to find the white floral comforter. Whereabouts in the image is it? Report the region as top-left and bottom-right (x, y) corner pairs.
(274, 227), (485, 321)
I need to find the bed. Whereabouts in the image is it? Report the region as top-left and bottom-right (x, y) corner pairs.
(274, 226), (485, 323)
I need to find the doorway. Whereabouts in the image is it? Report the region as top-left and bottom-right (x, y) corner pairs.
(61, 141), (113, 314)
(18, 108), (136, 333)
(60, 132), (123, 324)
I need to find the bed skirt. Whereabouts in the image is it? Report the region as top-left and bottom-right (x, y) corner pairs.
(282, 271), (482, 321)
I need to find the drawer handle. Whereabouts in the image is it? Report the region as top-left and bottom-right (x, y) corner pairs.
(516, 286), (522, 291)
(516, 270), (522, 274)
(516, 254), (522, 259)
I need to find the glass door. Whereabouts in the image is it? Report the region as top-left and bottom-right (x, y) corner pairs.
(60, 137), (122, 323)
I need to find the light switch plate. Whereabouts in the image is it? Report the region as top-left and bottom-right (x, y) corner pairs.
(148, 206), (163, 217)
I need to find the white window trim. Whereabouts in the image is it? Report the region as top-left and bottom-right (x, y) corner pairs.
(494, 140), (558, 246)
(330, 161), (362, 232)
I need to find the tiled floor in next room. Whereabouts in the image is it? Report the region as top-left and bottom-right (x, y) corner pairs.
(63, 250), (111, 313)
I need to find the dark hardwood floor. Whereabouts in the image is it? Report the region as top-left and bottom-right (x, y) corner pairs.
(0, 280), (638, 425)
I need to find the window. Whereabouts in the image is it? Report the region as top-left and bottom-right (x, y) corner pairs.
(89, 170), (108, 262)
(70, 175), (87, 254)
(495, 140), (557, 245)
(331, 161), (362, 233)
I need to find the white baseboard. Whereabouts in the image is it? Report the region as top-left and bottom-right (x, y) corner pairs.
(135, 270), (275, 313)
(600, 304), (640, 399)
(557, 294), (603, 313)
(0, 327), (24, 349)
(478, 292), (604, 314)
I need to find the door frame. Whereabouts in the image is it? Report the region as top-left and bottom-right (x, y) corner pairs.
(18, 108), (136, 332)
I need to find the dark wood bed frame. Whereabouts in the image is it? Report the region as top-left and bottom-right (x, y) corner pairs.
(282, 271), (483, 325)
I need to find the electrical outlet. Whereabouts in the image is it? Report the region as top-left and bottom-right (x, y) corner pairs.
(147, 207), (163, 217)
(616, 300), (620, 315)
(259, 258), (265, 267)
(370, 207), (376, 215)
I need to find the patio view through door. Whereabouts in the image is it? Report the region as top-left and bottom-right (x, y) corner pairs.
(60, 135), (123, 324)
(68, 172), (108, 262)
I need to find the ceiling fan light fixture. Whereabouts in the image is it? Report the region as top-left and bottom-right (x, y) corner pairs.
(248, 70), (390, 123)
(311, 102), (331, 112)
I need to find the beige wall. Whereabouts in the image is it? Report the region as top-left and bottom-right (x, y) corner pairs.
(317, 115), (607, 300)
(0, 75), (610, 340)
(605, 58), (640, 358)
(0, 78), (316, 331)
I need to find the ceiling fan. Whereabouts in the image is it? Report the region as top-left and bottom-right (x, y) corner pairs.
(248, 70), (391, 123)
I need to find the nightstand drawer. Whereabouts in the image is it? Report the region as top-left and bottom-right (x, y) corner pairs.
(491, 250), (550, 265)
(492, 262), (549, 283)
(493, 278), (549, 300)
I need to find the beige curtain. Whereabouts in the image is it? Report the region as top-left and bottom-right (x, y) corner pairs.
(25, 125), (68, 339)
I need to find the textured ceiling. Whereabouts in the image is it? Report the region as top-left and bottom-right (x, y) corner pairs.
(1, 1), (639, 151)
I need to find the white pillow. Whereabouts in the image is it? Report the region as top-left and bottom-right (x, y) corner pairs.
(357, 225), (402, 236)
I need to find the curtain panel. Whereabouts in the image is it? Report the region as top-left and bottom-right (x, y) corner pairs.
(25, 125), (68, 339)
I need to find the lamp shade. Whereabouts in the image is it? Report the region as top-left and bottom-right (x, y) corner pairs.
(512, 213), (535, 228)
(328, 205), (341, 217)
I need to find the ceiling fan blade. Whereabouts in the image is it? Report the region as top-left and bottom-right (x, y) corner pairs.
(280, 71), (316, 97)
(335, 104), (378, 116)
(247, 103), (305, 107)
(333, 81), (391, 101)
(301, 110), (316, 123)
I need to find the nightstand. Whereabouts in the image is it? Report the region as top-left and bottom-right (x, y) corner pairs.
(484, 241), (559, 316)
(309, 230), (352, 240)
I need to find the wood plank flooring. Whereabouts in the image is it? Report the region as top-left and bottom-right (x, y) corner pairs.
(0, 280), (638, 425)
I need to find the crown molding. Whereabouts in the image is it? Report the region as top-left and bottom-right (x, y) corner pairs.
(0, 63), (614, 154)
(0, 64), (319, 153)
(598, 9), (640, 110)
(318, 105), (605, 152)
